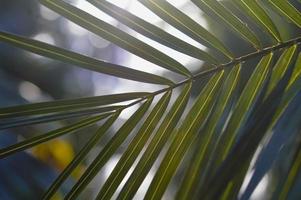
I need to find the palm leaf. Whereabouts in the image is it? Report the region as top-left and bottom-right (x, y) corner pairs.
(1, 0), (301, 199)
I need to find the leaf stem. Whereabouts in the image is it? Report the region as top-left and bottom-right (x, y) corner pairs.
(120, 36), (301, 110)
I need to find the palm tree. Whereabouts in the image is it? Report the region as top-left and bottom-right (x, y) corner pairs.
(1, 0), (301, 199)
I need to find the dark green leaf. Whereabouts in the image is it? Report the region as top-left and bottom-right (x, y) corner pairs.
(266, 45), (297, 95)
(87, 0), (218, 64)
(0, 107), (118, 130)
(176, 64), (241, 200)
(0, 92), (148, 119)
(117, 82), (192, 200)
(267, 0), (301, 28)
(144, 71), (224, 200)
(0, 31), (174, 85)
(138, 0), (233, 59)
(65, 99), (153, 200)
(213, 53), (273, 166)
(232, 0), (281, 42)
(96, 92), (171, 200)
(39, 0), (192, 77)
(42, 112), (120, 200)
(0, 114), (110, 158)
(192, 0), (261, 49)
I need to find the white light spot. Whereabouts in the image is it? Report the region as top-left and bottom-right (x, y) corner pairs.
(128, 1), (162, 24)
(251, 175), (269, 200)
(88, 33), (110, 49)
(40, 5), (60, 21)
(33, 32), (55, 45)
(166, 0), (188, 8)
(29, 33), (56, 62)
(107, 0), (132, 9)
(74, 1), (117, 25)
(136, 33), (195, 66)
(239, 170), (269, 200)
(119, 104), (139, 120)
(104, 155), (121, 179)
(66, 20), (87, 36)
(19, 81), (43, 102)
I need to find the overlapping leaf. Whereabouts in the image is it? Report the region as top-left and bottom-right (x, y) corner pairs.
(1, 0), (301, 199)
(39, 0), (192, 77)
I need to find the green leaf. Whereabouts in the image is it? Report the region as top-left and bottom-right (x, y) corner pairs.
(138, 0), (233, 59)
(0, 114), (110, 158)
(266, 45), (297, 95)
(42, 112), (120, 200)
(176, 64), (241, 200)
(0, 92), (148, 119)
(267, 0), (301, 28)
(144, 71), (225, 200)
(232, 0), (281, 43)
(279, 144), (301, 200)
(117, 82), (192, 200)
(95, 92), (171, 200)
(288, 52), (301, 88)
(270, 53), (301, 128)
(203, 62), (298, 199)
(65, 99), (153, 200)
(213, 53), (273, 165)
(38, 0), (192, 77)
(87, 0), (218, 64)
(192, 0), (261, 49)
(0, 31), (174, 85)
(0, 107), (118, 130)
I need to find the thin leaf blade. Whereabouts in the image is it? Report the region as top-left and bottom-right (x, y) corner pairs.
(138, 0), (233, 59)
(0, 31), (174, 85)
(144, 71), (225, 200)
(65, 99), (153, 200)
(267, 0), (301, 28)
(39, 0), (192, 77)
(192, 0), (261, 49)
(117, 82), (192, 200)
(42, 112), (120, 200)
(96, 92), (171, 200)
(0, 114), (110, 158)
(0, 92), (148, 119)
(232, 0), (281, 42)
(87, 0), (218, 64)
(176, 64), (241, 200)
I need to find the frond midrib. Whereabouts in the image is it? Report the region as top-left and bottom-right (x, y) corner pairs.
(118, 36), (301, 111)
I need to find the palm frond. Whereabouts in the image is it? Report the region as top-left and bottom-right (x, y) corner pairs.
(1, 0), (301, 199)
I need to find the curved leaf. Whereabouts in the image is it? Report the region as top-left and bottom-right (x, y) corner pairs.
(117, 82), (192, 200)
(96, 92), (171, 200)
(39, 0), (192, 77)
(267, 0), (301, 28)
(0, 31), (174, 85)
(232, 0), (281, 42)
(0, 92), (148, 119)
(213, 53), (273, 165)
(266, 45), (297, 95)
(144, 71), (224, 200)
(0, 106), (120, 130)
(279, 144), (301, 200)
(138, 0), (233, 59)
(0, 114), (110, 159)
(176, 64), (241, 200)
(87, 0), (218, 64)
(65, 99), (153, 200)
(192, 0), (261, 49)
(42, 112), (120, 200)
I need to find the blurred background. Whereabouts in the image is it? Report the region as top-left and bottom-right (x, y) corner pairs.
(0, 0), (301, 199)
(0, 0), (208, 199)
